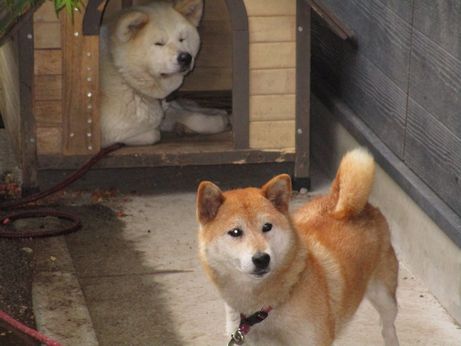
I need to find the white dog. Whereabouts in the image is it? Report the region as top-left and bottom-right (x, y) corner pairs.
(100, 0), (229, 147)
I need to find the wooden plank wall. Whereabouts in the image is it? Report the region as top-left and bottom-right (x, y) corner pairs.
(33, 1), (63, 154)
(312, 0), (461, 216)
(245, 0), (297, 149)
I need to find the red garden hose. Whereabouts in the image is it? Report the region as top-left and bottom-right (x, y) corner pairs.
(0, 310), (62, 346)
(0, 142), (124, 238)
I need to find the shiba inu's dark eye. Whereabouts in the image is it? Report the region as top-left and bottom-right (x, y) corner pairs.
(228, 228), (243, 237)
(179, 38), (185, 43)
(262, 223), (272, 233)
(155, 42), (165, 47)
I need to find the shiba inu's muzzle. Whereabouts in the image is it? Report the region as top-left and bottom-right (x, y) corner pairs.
(252, 252), (271, 277)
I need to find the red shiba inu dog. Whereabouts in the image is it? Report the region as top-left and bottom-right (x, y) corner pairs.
(196, 148), (399, 345)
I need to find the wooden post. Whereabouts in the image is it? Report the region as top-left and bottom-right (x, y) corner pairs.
(294, 0), (311, 189)
(225, 0), (249, 150)
(17, 15), (39, 194)
(62, 1), (101, 155)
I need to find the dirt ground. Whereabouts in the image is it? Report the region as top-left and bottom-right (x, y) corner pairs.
(0, 236), (38, 345)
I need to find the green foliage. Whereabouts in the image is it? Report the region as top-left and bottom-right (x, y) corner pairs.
(3, 0), (83, 16)
(1, 0), (83, 43)
(53, 0), (83, 15)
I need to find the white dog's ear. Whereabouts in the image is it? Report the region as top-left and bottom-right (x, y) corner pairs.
(173, 0), (203, 27)
(261, 174), (292, 213)
(115, 10), (149, 42)
(197, 181), (224, 224)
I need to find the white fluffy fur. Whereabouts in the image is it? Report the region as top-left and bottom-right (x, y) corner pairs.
(100, 1), (228, 147)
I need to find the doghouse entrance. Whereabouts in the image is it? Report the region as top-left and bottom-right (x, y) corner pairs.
(98, 0), (238, 157)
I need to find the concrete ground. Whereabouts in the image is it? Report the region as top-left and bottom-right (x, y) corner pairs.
(32, 165), (461, 345)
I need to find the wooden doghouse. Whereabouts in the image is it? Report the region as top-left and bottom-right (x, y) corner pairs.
(0, 0), (313, 191)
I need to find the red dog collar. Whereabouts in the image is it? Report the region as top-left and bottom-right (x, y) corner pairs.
(228, 306), (272, 345)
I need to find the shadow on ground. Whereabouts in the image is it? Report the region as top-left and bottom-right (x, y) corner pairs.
(64, 204), (183, 345)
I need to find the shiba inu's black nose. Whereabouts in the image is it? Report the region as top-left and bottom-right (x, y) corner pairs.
(177, 52), (192, 67)
(252, 252), (271, 270)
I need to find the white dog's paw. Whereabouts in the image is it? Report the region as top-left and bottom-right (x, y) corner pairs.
(162, 101), (231, 135)
(121, 129), (161, 146)
(179, 112), (230, 135)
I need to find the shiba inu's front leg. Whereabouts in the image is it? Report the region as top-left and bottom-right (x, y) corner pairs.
(224, 304), (240, 338)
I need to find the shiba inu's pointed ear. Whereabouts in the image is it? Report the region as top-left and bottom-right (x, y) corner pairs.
(197, 181), (224, 224)
(262, 174), (292, 213)
(174, 0), (204, 27)
(115, 10), (149, 42)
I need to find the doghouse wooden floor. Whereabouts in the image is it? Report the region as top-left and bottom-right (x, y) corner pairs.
(114, 131), (234, 156)
(38, 130), (295, 170)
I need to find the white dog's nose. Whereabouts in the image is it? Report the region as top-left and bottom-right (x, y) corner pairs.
(177, 52), (192, 68)
(252, 252), (271, 270)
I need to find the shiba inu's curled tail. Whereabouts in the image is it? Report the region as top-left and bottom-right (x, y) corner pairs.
(330, 148), (376, 219)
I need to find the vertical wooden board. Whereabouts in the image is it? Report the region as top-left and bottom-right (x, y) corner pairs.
(34, 50), (62, 75)
(62, 9), (101, 155)
(248, 16), (296, 43)
(231, 27), (249, 149)
(34, 100), (63, 125)
(34, 22), (61, 48)
(404, 99), (461, 215)
(249, 120), (295, 149)
(250, 69), (296, 95)
(37, 127), (62, 154)
(250, 42), (296, 69)
(18, 17), (38, 190)
(34, 1), (60, 23)
(409, 30), (461, 136)
(243, 0), (296, 16)
(295, 0), (310, 181)
(34, 75), (62, 100)
(250, 94), (295, 121)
